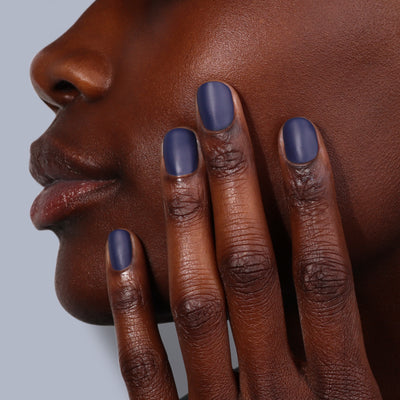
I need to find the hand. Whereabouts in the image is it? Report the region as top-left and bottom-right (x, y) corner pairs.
(105, 81), (382, 399)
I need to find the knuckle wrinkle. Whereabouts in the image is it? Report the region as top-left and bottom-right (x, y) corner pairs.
(111, 281), (144, 315)
(220, 248), (276, 297)
(173, 294), (224, 340)
(297, 246), (351, 306)
(119, 348), (162, 389)
(206, 142), (247, 179)
(166, 192), (204, 223)
(288, 167), (329, 213)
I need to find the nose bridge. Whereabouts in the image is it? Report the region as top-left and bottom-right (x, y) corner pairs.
(30, 0), (128, 109)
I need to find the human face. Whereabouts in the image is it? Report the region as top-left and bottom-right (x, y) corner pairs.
(30, 0), (400, 324)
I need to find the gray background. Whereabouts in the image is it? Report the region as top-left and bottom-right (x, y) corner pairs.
(0, 1), (237, 398)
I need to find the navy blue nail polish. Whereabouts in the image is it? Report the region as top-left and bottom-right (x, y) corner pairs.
(197, 81), (234, 131)
(163, 128), (198, 176)
(108, 229), (133, 271)
(283, 117), (319, 164)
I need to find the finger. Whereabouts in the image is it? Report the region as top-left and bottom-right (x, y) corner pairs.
(106, 229), (178, 400)
(161, 128), (238, 399)
(196, 82), (296, 394)
(278, 118), (376, 380)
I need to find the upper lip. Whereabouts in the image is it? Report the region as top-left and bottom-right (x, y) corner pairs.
(30, 136), (116, 187)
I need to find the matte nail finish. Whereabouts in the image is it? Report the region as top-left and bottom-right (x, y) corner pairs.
(163, 128), (198, 176)
(283, 117), (319, 164)
(197, 81), (234, 131)
(108, 229), (132, 271)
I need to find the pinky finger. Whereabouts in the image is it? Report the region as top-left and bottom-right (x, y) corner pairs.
(106, 229), (178, 400)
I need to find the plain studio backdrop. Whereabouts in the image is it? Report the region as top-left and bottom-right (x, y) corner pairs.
(0, 1), (238, 398)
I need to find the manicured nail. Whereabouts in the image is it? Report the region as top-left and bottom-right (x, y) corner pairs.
(197, 81), (234, 131)
(283, 117), (319, 164)
(108, 229), (133, 271)
(163, 128), (198, 176)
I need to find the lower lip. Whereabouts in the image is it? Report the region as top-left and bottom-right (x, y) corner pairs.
(31, 180), (116, 229)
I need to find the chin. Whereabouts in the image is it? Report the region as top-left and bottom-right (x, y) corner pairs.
(54, 234), (113, 325)
(52, 222), (174, 325)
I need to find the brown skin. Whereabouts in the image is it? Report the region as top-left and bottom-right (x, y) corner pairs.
(29, 0), (400, 398)
(106, 96), (382, 399)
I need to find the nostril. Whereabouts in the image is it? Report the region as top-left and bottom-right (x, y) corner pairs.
(53, 80), (77, 93)
(52, 80), (80, 105)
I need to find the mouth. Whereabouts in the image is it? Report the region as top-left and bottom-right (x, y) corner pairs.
(31, 179), (117, 229)
(30, 135), (118, 229)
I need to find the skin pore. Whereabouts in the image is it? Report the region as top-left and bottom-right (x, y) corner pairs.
(30, 0), (400, 397)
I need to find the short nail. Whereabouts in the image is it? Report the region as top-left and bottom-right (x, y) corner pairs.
(283, 117), (319, 164)
(163, 128), (198, 176)
(108, 229), (133, 271)
(197, 81), (234, 131)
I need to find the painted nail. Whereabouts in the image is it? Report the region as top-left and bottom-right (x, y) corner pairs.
(163, 128), (198, 176)
(197, 81), (234, 131)
(108, 229), (133, 271)
(283, 117), (319, 164)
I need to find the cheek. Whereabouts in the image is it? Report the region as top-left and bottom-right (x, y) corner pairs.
(52, 0), (400, 324)
(331, 124), (400, 263)
(117, 17), (400, 271)
(244, 73), (400, 267)
(56, 0), (400, 325)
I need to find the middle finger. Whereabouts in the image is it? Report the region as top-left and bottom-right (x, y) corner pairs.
(196, 81), (296, 393)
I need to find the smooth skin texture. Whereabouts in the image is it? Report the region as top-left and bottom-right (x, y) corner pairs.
(29, 0), (400, 398)
(107, 85), (381, 399)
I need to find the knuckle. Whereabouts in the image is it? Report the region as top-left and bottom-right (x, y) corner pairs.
(165, 183), (206, 224)
(297, 243), (352, 307)
(111, 279), (144, 315)
(287, 166), (329, 213)
(220, 245), (276, 297)
(205, 136), (248, 179)
(172, 293), (224, 340)
(119, 348), (163, 389)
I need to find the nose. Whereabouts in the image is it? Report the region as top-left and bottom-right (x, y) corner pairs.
(30, 43), (112, 110)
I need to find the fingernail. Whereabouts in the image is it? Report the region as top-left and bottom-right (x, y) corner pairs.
(197, 81), (234, 131)
(283, 117), (319, 164)
(163, 128), (198, 176)
(108, 229), (133, 271)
